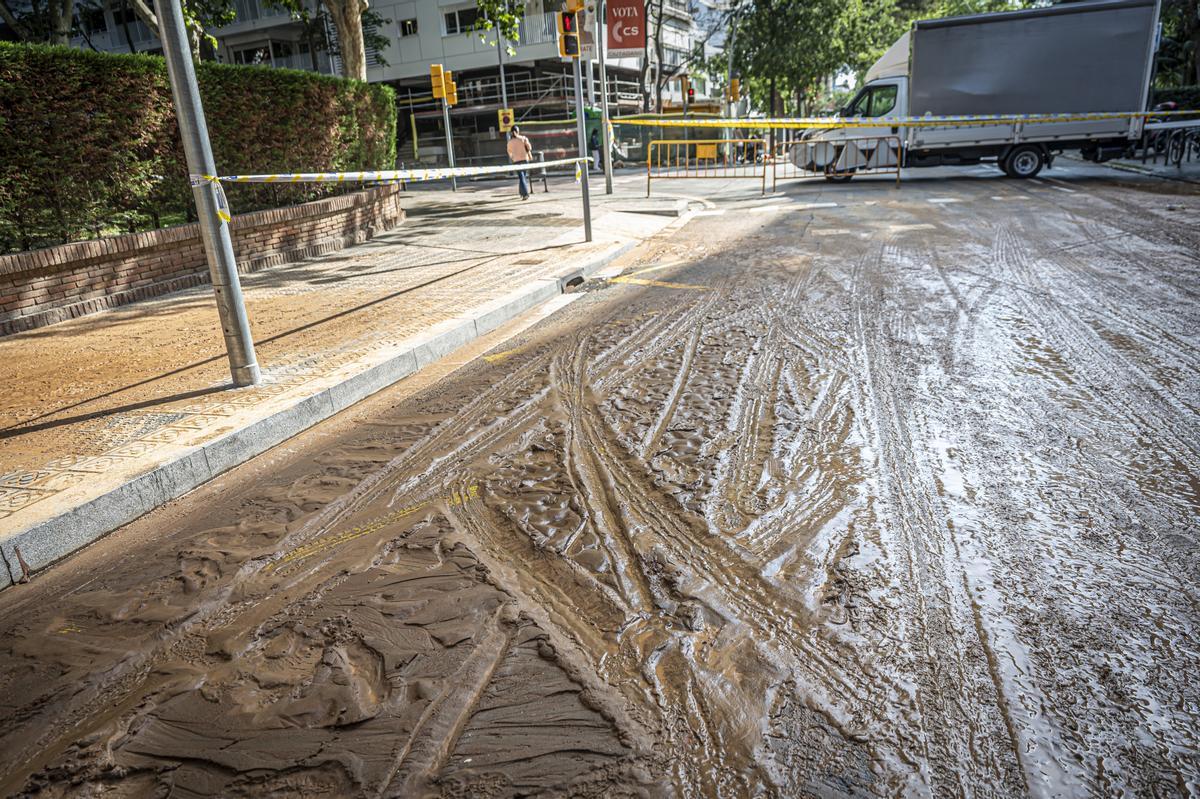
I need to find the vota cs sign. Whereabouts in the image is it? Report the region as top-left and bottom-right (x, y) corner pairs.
(607, 0), (645, 52)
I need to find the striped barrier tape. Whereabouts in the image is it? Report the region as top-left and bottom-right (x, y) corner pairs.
(613, 110), (1200, 130)
(190, 156), (590, 224)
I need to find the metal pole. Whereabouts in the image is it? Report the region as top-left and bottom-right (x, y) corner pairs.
(154, 0), (259, 387)
(571, 32), (593, 243)
(496, 20), (508, 109)
(583, 10), (594, 107)
(407, 86), (418, 161)
(442, 97), (457, 191)
(597, 0), (613, 194)
(724, 14), (737, 155)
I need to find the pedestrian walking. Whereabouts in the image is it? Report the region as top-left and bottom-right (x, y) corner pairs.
(507, 125), (533, 200)
(589, 128), (602, 172)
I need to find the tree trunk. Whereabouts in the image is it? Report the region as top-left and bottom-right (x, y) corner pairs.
(769, 77), (776, 153)
(1192, 22), (1200, 85)
(119, 0), (137, 52)
(324, 0), (367, 80)
(48, 0), (74, 44)
(638, 4), (650, 112)
(307, 22), (319, 71)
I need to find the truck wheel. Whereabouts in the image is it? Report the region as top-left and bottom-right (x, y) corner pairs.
(824, 163), (854, 183)
(1003, 146), (1045, 179)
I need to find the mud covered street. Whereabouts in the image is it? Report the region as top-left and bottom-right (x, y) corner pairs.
(1, 164), (1198, 798)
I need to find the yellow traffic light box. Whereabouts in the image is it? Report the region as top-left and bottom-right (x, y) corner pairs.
(430, 63), (444, 98)
(730, 78), (740, 102)
(443, 69), (457, 105)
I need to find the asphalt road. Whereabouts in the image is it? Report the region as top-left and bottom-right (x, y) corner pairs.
(1, 162), (1198, 798)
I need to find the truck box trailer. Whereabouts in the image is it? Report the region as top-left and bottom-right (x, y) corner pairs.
(804, 0), (1163, 178)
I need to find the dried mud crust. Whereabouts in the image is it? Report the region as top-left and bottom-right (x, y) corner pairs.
(2, 173), (1200, 798)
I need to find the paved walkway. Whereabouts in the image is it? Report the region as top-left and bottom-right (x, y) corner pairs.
(0, 175), (686, 586)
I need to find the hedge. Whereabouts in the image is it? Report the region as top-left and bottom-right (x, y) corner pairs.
(0, 43), (396, 253)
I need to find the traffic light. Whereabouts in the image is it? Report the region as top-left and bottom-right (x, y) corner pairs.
(557, 11), (580, 58)
(680, 75), (691, 109)
(444, 69), (458, 106)
(565, 0), (584, 10)
(730, 78), (740, 102)
(687, 85), (695, 104)
(430, 63), (444, 99)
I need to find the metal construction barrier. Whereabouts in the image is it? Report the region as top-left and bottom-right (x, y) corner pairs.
(647, 139), (767, 196)
(1138, 122), (1200, 168)
(773, 135), (903, 190)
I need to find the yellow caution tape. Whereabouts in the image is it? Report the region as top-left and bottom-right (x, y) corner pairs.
(197, 157), (589, 188)
(188, 158), (589, 222)
(188, 174), (232, 223)
(613, 110), (1200, 130)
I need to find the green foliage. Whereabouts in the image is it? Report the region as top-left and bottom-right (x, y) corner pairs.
(1155, 0), (1200, 87)
(1153, 85), (1200, 109)
(0, 42), (396, 253)
(730, 0), (1038, 112)
(474, 0), (525, 51)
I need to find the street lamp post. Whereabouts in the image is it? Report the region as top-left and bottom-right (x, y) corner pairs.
(154, 0), (260, 387)
(596, 0), (613, 194)
(571, 13), (593, 243)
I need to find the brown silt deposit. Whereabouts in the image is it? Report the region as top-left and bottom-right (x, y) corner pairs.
(1, 166), (1199, 797)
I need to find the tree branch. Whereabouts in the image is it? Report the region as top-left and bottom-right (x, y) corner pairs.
(127, 0), (157, 35)
(0, 0), (32, 39)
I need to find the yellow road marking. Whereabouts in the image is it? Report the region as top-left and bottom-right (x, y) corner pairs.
(610, 276), (710, 291)
(483, 347), (525, 363)
(627, 260), (685, 276)
(269, 485), (479, 573)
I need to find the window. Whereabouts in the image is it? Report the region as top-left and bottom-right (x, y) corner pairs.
(232, 44), (270, 65)
(444, 7), (479, 35)
(869, 85), (897, 117)
(847, 84), (898, 118)
(400, 17), (417, 36)
(79, 5), (107, 33)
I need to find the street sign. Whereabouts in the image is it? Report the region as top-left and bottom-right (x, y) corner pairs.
(607, 0), (645, 55)
(498, 108), (514, 132)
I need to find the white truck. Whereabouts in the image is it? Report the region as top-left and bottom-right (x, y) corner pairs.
(803, 0), (1163, 179)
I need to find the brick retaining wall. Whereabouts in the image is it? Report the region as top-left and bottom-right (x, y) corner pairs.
(0, 185), (404, 337)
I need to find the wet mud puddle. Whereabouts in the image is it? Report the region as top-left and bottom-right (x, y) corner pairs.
(2, 183), (1200, 797)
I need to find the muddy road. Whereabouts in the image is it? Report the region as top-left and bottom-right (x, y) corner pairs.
(1, 165), (1198, 798)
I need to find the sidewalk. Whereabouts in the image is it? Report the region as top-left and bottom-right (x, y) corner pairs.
(1073, 153), (1200, 184)
(0, 176), (687, 588)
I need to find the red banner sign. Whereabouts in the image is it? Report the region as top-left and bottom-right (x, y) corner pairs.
(607, 0), (645, 53)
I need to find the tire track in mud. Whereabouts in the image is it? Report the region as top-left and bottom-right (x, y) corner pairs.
(991, 222), (1200, 475)
(901, 195), (1200, 794)
(841, 234), (1031, 795)
(555, 282), (926, 796)
(4, 178), (1199, 797)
